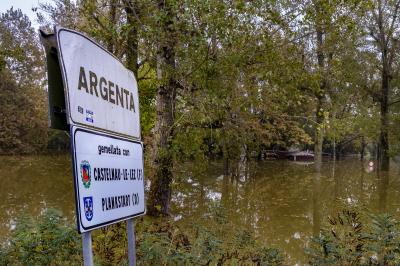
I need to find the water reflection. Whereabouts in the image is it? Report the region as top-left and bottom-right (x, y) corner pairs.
(312, 170), (321, 237)
(0, 155), (399, 264)
(378, 169), (389, 213)
(172, 158), (400, 265)
(0, 155), (75, 242)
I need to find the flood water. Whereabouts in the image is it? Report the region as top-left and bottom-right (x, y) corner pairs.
(1, 155), (400, 265)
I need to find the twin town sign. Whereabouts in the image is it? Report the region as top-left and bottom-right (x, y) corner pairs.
(72, 127), (144, 232)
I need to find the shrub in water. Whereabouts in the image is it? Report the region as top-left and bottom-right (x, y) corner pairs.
(0, 207), (284, 265)
(306, 209), (400, 265)
(0, 209), (81, 265)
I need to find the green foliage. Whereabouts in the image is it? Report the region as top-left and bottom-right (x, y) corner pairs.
(1, 208), (284, 265)
(4, 0), (397, 159)
(35, 0), (316, 161)
(0, 209), (81, 265)
(92, 223), (129, 266)
(363, 213), (400, 265)
(0, 7), (44, 86)
(136, 217), (284, 265)
(0, 0), (398, 160)
(307, 209), (400, 266)
(137, 64), (157, 137)
(91, 200), (281, 266)
(0, 70), (48, 154)
(0, 8), (48, 155)
(307, 210), (364, 265)
(46, 131), (70, 152)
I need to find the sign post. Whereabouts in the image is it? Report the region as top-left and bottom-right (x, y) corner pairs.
(82, 232), (93, 266)
(40, 26), (145, 264)
(127, 219), (136, 266)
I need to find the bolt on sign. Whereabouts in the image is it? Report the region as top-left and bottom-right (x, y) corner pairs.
(40, 27), (145, 235)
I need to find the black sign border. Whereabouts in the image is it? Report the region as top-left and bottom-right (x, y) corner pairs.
(70, 125), (146, 233)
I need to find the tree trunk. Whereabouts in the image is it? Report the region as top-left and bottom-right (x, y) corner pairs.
(147, 0), (176, 216)
(314, 61), (325, 171)
(314, 23), (325, 173)
(147, 67), (176, 216)
(107, 0), (117, 53)
(314, 110), (323, 172)
(124, 0), (139, 78)
(223, 157), (229, 176)
(312, 10), (326, 236)
(372, 3), (393, 171)
(379, 66), (390, 170)
(361, 136), (365, 161)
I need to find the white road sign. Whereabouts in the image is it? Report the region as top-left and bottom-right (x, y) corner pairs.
(71, 126), (145, 233)
(57, 27), (140, 139)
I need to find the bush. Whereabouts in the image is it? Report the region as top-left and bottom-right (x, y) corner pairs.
(0, 207), (284, 265)
(136, 220), (284, 265)
(306, 209), (400, 265)
(135, 203), (284, 265)
(0, 209), (81, 265)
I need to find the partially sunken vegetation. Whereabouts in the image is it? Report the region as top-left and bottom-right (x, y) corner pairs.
(1, 0), (400, 264)
(1, 0), (400, 211)
(0, 208), (284, 265)
(2, 207), (400, 265)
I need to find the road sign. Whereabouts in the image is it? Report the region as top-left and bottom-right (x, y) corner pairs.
(41, 27), (144, 264)
(71, 126), (145, 233)
(57, 27), (141, 139)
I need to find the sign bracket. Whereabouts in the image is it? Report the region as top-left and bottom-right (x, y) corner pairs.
(39, 29), (68, 131)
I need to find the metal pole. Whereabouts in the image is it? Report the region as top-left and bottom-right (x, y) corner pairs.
(82, 232), (94, 266)
(127, 219), (136, 266)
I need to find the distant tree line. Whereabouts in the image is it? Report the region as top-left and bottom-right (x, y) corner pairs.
(0, 8), (69, 154)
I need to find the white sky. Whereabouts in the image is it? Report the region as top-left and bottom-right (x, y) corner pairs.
(0, 0), (45, 29)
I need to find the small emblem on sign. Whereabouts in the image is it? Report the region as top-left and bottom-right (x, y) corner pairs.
(78, 106), (84, 114)
(80, 160), (91, 188)
(83, 196), (93, 221)
(86, 110), (94, 123)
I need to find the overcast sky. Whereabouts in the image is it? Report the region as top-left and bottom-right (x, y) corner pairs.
(0, 0), (45, 29)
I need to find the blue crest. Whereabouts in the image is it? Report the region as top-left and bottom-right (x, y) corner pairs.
(83, 196), (93, 221)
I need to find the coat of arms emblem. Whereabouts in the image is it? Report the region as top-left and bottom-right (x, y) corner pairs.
(83, 196), (93, 221)
(80, 160), (91, 188)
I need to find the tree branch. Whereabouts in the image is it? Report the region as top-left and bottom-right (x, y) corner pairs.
(386, 0), (400, 47)
(389, 98), (400, 106)
(337, 133), (362, 148)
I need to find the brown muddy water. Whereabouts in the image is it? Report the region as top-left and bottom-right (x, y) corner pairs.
(1, 155), (399, 265)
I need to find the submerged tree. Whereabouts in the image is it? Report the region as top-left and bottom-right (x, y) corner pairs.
(362, 0), (400, 170)
(147, 0), (179, 216)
